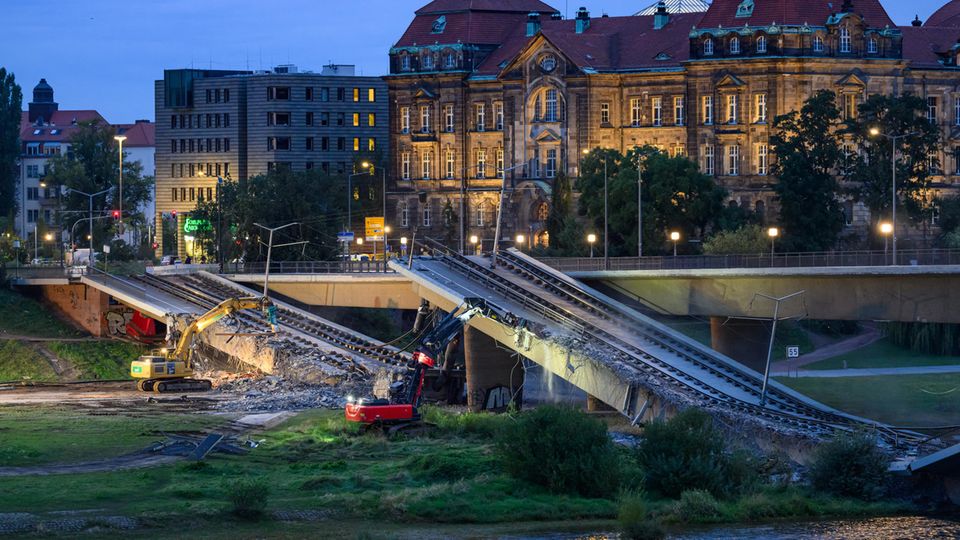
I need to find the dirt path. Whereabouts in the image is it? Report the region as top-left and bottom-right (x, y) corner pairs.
(772, 324), (882, 372)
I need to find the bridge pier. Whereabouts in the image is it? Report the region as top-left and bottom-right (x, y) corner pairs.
(710, 316), (771, 373)
(463, 326), (523, 412)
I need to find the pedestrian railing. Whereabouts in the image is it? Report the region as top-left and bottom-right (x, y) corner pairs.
(229, 260), (394, 274)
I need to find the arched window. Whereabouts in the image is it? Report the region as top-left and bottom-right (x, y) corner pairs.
(444, 52), (457, 68)
(756, 35), (767, 53)
(867, 36), (878, 54)
(704, 38), (714, 56)
(730, 37), (740, 54)
(530, 86), (562, 123)
(537, 202), (549, 222)
(400, 55), (411, 71)
(839, 27), (851, 53)
(813, 35), (824, 52)
(422, 53), (435, 70)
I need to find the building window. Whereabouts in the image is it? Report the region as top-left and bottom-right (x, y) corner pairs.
(305, 87), (313, 101)
(867, 36), (878, 54)
(476, 203), (485, 226)
(955, 97), (960, 126)
(814, 35), (824, 52)
(445, 52), (457, 69)
(337, 112), (345, 126)
(476, 103), (485, 131)
(337, 88), (345, 101)
(651, 97), (662, 127)
(368, 88), (375, 102)
(446, 150), (455, 179)
(928, 96), (939, 124)
(423, 54), (434, 70)
(756, 143), (768, 175)
(730, 37), (740, 54)
(422, 151), (432, 179)
(494, 102), (504, 131)
(401, 107), (410, 133)
(306, 112), (314, 126)
(267, 87), (290, 100)
(702, 145), (715, 176)
(268, 137), (291, 151)
(444, 104), (455, 132)
(600, 102), (610, 125)
(401, 152), (411, 179)
(755, 93), (767, 123)
(368, 138), (376, 151)
(368, 113), (376, 127)
(727, 145), (740, 176)
(268, 112), (290, 126)
(630, 98), (641, 126)
(305, 137), (314, 151)
(400, 202), (409, 227)
(839, 27), (851, 53)
(702, 95), (713, 125)
(321, 137), (329, 150)
(953, 148), (960, 175)
(225, 138), (230, 151)
(420, 106), (431, 133)
(27, 209), (38, 223)
(401, 55), (411, 71)
(544, 89), (558, 122)
(224, 113), (229, 127)
(320, 112), (329, 126)
(422, 204), (432, 226)
(337, 137), (345, 151)
(352, 113), (360, 127)
(674, 97), (684, 126)
(496, 148), (504, 175)
(26, 187), (38, 201)
(756, 35), (767, 53)
(726, 94), (738, 124)
(843, 93), (858, 119)
(929, 151), (942, 175)
(353, 138), (360, 151)
(320, 87), (330, 101)
(170, 115), (177, 129)
(353, 88), (360, 102)
(545, 149), (557, 178)
(704, 38), (714, 56)
(674, 144), (686, 157)
(476, 148), (486, 178)
(205, 89), (211, 104)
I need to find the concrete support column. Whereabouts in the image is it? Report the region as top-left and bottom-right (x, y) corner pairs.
(710, 316), (771, 373)
(463, 326), (523, 412)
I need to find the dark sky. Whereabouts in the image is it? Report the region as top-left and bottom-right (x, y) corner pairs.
(3, 0), (946, 123)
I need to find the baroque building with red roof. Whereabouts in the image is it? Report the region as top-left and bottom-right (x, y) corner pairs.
(388, 0), (960, 251)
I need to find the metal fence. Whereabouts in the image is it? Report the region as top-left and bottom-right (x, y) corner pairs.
(6, 265), (84, 280)
(229, 260), (393, 274)
(535, 249), (960, 273)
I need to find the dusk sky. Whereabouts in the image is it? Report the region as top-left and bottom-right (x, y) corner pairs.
(3, 0), (948, 123)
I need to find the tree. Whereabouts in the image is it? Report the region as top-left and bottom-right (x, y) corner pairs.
(849, 94), (942, 243)
(0, 68), (21, 218)
(577, 147), (726, 256)
(44, 121), (153, 254)
(770, 90), (845, 251)
(702, 225), (769, 255)
(539, 172), (587, 256)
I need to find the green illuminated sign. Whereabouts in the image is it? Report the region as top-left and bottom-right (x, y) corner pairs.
(183, 218), (211, 234)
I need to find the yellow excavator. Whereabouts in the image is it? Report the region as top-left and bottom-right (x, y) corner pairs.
(131, 296), (277, 393)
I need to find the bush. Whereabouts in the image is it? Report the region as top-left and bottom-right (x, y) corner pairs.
(618, 492), (665, 540)
(496, 405), (620, 498)
(808, 431), (889, 500)
(636, 408), (756, 498)
(673, 489), (722, 521)
(703, 225), (768, 255)
(226, 477), (271, 519)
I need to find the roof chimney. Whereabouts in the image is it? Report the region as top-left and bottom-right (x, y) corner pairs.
(653, 1), (670, 30)
(912, 15), (922, 27)
(575, 7), (590, 34)
(526, 12), (541, 37)
(550, 12), (563, 20)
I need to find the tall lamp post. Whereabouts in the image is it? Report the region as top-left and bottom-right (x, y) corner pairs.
(491, 161), (529, 269)
(669, 231), (680, 257)
(635, 148), (644, 258)
(869, 127), (920, 266)
(767, 227), (779, 258)
(583, 149), (610, 270)
(113, 135), (126, 236)
(879, 221), (893, 261)
(67, 187), (113, 262)
(347, 161), (371, 257)
(253, 221), (303, 300)
(587, 233), (597, 258)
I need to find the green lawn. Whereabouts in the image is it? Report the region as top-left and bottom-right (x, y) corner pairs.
(665, 317), (814, 360)
(0, 405), (230, 467)
(0, 287), (83, 338)
(804, 338), (960, 370)
(778, 373), (960, 427)
(48, 341), (144, 380)
(0, 340), (57, 382)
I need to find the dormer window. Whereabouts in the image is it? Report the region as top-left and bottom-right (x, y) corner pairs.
(736, 0), (755, 18)
(756, 35), (767, 54)
(814, 35), (824, 52)
(444, 52), (456, 69)
(431, 15), (446, 34)
(704, 38), (714, 56)
(422, 53), (434, 70)
(401, 55), (411, 71)
(730, 37), (741, 54)
(867, 36), (878, 54)
(839, 27), (851, 53)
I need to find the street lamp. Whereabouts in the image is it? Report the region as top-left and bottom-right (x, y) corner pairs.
(400, 236), (408, 259)
(869, 127), (920, 266)
(669, 231), (680, 257)
(113, 135), (127, 236)
(587, 233), (597, 258)
(348, 161), (371, 231)
(634, 148), (644, 258)
(470, 234), (479, 255)
(515, 234), (525, 250)
(879, 221), (893, 260)
(767, 227), (779, 257)
(583, 148), (609, 269)
(66, 186), (113, 261)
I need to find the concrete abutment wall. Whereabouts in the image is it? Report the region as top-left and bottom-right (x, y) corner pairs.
(463, 326), (524, 412)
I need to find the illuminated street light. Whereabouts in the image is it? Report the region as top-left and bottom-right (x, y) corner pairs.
(400, 236), (408, 246)
(515, 234), (525, 249)
(587, 233), (597, 258)
(470, 234), (480, 255)
(879, 221), (893, 258)
(669, 231), (680, 257)
(869, 127), (920, 265)
(356, 237), (364, 246)
(767, 227), (779, 257)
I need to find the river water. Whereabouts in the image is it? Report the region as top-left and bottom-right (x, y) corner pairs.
(499, 516), (960, 539)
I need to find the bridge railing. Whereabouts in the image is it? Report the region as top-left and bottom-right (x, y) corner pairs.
(228, 260), (393, 275)
(5, 264), (81, 280)
(535, 249), (960, 272)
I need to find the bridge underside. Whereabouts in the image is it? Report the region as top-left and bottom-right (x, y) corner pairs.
(576, 266), (960, 323)
(225, 274), (421, 310)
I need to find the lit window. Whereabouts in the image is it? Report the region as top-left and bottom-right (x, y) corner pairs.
(702, 95), (713, 125)
(756, 144), (768, 175)
(727, 145), (740, 176)
(652, 97), (662, 126)
(702, 145), (715, 175)
(353, 88), (360, 102)
(368, 88), (375, 102)
(368, 113), (376, 127)
(630, 98), (641, 126)
(368, 138), (376, 151)
(674, 96), (684, 126)
(755, 93), (767, 123)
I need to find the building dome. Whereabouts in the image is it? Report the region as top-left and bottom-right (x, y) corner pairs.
(926, 0), (960, 27)
(32, 78), (54, 103)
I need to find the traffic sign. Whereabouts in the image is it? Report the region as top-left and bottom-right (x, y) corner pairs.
(365, 217), (384, 242)
(337, 231), (355, 243)
(786, 346), (800, 359)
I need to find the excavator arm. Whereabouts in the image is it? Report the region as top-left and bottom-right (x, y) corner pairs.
(171, 296), (275, 366)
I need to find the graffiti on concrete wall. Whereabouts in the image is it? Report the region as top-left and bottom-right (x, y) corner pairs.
(483, 385), (514, 411)
(105, 310), (134, 336)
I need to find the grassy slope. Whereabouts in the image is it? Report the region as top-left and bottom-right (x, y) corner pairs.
(0, 287), (83, 338)
(777, 373), (960, 427)
(804, 339), (960, 370)
(0, 340), (57, 382)
(47, 341), (143, 380)
(0, 406), (229, 467)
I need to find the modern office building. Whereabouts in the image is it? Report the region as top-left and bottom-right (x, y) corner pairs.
(388, 0), (960, 251)
(153, 64), (388, 257)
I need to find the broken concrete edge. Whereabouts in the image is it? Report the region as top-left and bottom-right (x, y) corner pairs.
(506, 249), (914, 437)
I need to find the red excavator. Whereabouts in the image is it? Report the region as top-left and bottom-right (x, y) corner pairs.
(345, 297), (523, 428)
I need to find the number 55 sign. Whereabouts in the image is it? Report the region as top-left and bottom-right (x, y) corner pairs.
(786, 346), (800, 359)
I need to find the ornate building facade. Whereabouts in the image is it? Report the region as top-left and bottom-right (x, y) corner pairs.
(388, 0), (960, 251)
